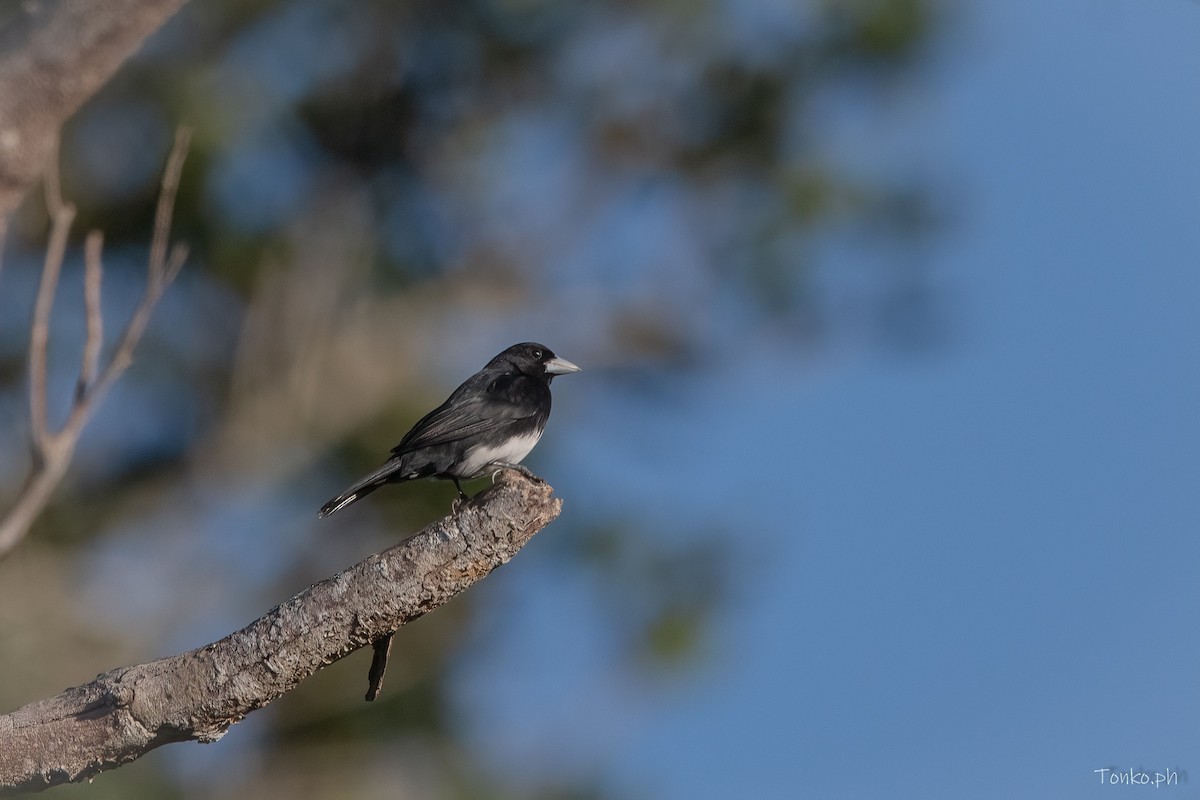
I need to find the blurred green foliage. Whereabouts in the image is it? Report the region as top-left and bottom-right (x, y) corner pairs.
(1, 0), (942, 797)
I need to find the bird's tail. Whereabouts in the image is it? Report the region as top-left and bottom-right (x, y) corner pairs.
(318, 460), (405, 518)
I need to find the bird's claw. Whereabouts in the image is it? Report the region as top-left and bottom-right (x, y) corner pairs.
(490, 462), (538, 483)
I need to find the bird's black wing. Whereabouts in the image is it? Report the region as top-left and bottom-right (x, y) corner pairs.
(320, 383), (526, 518)
(391, 372), (541, 456)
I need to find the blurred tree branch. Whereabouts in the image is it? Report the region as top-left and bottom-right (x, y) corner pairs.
(0, 128), (191, 559)
(0, 470), (562, 795)
(0, 0), (190, 219)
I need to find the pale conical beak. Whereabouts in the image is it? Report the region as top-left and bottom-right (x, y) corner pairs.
(544, 356), (581, 375)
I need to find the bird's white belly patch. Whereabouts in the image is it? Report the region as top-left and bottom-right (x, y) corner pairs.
(460, 431), (542, 477)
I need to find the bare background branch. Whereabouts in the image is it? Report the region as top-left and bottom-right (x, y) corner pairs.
(0, 0), (191, 219)
(0, 471), (562, 796)
(0, 129), (192, 559)
(26, 160), (74, 455)
(78, 231), (104, 396)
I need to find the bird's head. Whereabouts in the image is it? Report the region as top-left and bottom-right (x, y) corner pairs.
(497, 342), (581, 381)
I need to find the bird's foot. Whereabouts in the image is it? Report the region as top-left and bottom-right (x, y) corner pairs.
(489, 462), (540, 483)
(451, 478), (470, 514)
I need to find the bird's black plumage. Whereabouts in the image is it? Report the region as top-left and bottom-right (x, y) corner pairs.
(319, 342), (580, 517)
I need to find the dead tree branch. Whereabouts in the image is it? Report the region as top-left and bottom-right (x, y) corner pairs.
(0, 0), (191, 219)
(0, 128), (191, 559)
(0, 470), (563, 795)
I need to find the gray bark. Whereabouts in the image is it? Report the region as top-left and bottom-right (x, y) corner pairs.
(0, 471), (562, 795)
(0, 0), (190, 218)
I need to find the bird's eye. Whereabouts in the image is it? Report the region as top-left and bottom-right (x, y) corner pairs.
(532, 349), (543, 360)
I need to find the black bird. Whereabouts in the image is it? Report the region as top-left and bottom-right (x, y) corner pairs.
(319, 342), (580, 517)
